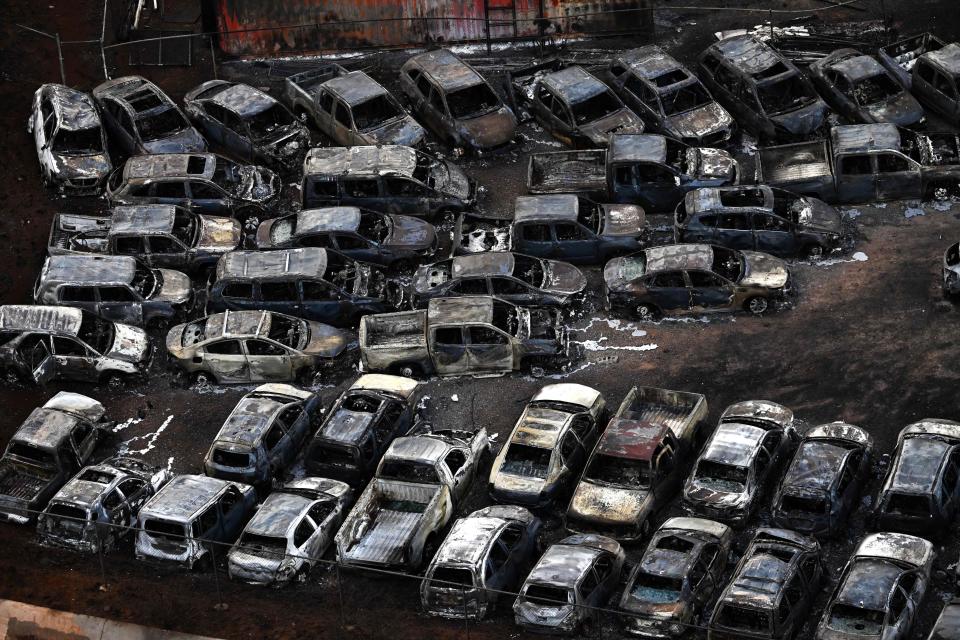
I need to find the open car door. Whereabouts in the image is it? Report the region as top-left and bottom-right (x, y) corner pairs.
(25, 335), (57, 385)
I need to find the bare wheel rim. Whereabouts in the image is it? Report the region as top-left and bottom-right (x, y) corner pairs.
(636, 304), (654, 320)
(748, 297), (769, 315)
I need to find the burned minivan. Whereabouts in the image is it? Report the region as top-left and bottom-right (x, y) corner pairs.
(698, 35), (829, 142)
(421, 505), (541, 620)
(204, 384), (322, 488)
(304, 374), (419, 487)
(37, 456), (170, 552)
(135, 474), (256, 568)
(873, 419), (960, 535)
(29, 84), (112, 194)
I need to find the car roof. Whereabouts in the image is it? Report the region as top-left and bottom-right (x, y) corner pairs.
(42, 254), (136, 286)
(616, 45), (685, 80)
(350, 374), (418, 399)
(0, 305), (82, 335)
(781, 439), (851, 493)
(831, 124), (901, 154)
(214, 393), (292, 447)
(216, 248), (328, 281)
(854, 531), (933, 568)
(528, 543), (602, 586)
(541, 66), (608, 102)
(43, 84), (101, 131)
(511, 403), (577, 449)
(293, 207), (362, 236)
(208, 82), (276, 118)
(889, 437), (950, 493)
(661, 516), (731, 540)
(304, 145), (418, 178)
(124, 153), (215, 180)
(531, 383), (601, 410)
(639, 529), (708, 579)
(427, 296), (499, 325)
(93, 76), (172, 113)
(384, 435), (451, 465)
(923, 42), (960, 75)
(514, 194), (579, 224)
(723, 530), (813, 609)
(142, 474), (232, 521)
(702, 423), (766, 467)
(51, 463), (127, 508)
(594, 419), (668, 461)
(13, 393), (103, 449)
(244, 491), (313, 536)
(406, 49), (484, 91)
(829, 52), (889, 83)
(644, 243), (714, 274)
(324, 71), (389, 106)
(710, 35), (783, 74)
(609, 134), (669, 164)
(686, 186), (775, 216)
(835, 558), (902, 610)
(111, 204), (177, 236)
(200, 310), (273, 341)
(434, 515), (510, 567)
(451, 252), (515, 278)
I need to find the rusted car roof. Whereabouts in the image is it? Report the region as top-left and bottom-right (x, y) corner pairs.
(831, 123), (901, 154)
(711, 35), (783, 74)
(406, 49), (484, 91)
(702, 423), (765, 468)
(617, 46), (687, 82)
(203, 310), (272, 340)
(427, 296), (499, 326)
(0, 305), (82, 335)
(644, 244), (713, 274)
(541, 66), (607, 102)
(14, 393), (104, 449)
(531, 383), (601, 410)
(294, 207), (362, 236)
(111, 204), (177, 236)
(781, 439), (851, 492)
(124, 153), (214, 180)
(324, 71), (388, 106)
(924, 42), (960, 75)
(43, 254), (136, 286)
(433, 514), (511, 567)
(528, 543), (601, 586)
(384, 435), (450, 465)
(595, 419), (667, 460)
(661, 516), (731, 540)
(834, 558), (902, 610)
(829, 52), (890, 83)
(244, 491), (312, 536)
(350, 374), (419, 400)
(855, 531), (933, 568)
(512, 406), (577, 450)
(451, 253), (515, 278)
(45, 84), (101, 131)
(141, 474), (232, 522)
(889, 437), (950, 492)
(208, 83), (277, 118)
(514, 194), (579, 224)
(217, 248), (327, 280)
(609, 134), (668, 164)
(304, 145), (417, 177)
(214, 391), (297, 447)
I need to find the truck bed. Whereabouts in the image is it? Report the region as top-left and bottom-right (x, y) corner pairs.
(0, 466), (47, 501)
(454, 214), (511, 255)
(616, 387), (708, 442)
(527, 150), (607, 195)
(756, 140), (832, 187)
(360, 311), (427, 349)
(48, 214), (110, 254)
(284, 64), (348, 98)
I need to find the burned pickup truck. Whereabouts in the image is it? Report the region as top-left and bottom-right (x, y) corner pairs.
(335, 426), (488, 570)
(757, 123), (960, 203)
(454, 194), (646, 264)
(359, 296), (569, 378)
(528, 134), (738, 212)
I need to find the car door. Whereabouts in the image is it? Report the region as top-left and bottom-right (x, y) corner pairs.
(449, 277), (491, 297)
(96, 286), (144, 326)
(490, 276), (534, 306)
(823, 69), (857, 119)
(340, 177), (381, 210)
(300, 280), (349, 325)
(331, 99), (357, 146)
(752, 211), (797, 256)
(256, 280), (301, 317)
(430, 326), (470, 375)
(220, 108), (255, 161)
(203, 339), (250, 382)
(113, 235), (148, 263)
(442, 447), (472, 503)
(684, 213), (718, 244)
(622, 74), (661, 127)
(217, 485), (247, 539)
(51, 335), (98, 381)
(313, 90), (338, 140)
(652, 442), (678, 502)
(635, 162), (681, 212)
(104, 100), (137, 153)
(16, 334), (57, 385)
(34, 97), (53, 161)
(515, 222), (555, 259)
(116, 477), (149, 516)
(187, 180), (232, 216)
(197, 102), (229, 147)
(645, 271), (691, 312)
(57, 285), (99, 319)
(101, 487), (131, 532)
(917, 61), (960, 119)
(244, 338), (293, 382)
(559, 431), (587, 480)
(152, 180), (190, 208)
(713, 211), (754, 250)
(383, 177), (431, 217)
(836, 154), (878, 203)
(494, 524), (527, 587)
(875, 152), (923, 201)
(145, 235), (188, 269)
(552, 222), (599, 263)
(693, 544), (721, 606)
(332, 232), (378, 264)
(278, 403), (308, 464)
(261, 418), (289, 477)
(466, 325), (513, 374)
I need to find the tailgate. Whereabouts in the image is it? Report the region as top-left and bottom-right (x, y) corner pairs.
(0, 469), (46, 501)
(48, 214), (110, 254)
(757, 140), (831, 186)
(527, 150), (607, 194)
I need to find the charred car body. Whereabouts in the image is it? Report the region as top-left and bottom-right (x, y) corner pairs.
(92, 76), (206, 154)
(489, 383), (605, 509)
(305, 374), (419, 487)
(698, 35), (829, 142)
(166, 310), (350, 385)
(772, 422), (873, 538)
(0, 305), (150, 385)
(301, 145), (475, 217)
(873, 419), (960, 535)
(399, 48), (516, 154)
(0, 393), (107, 524)
(620, 517), (733, 639)
(49, 205), (241, 271)
(566, 386), (708, 540)
(204, 384), (322, 487)
(359, 296), (568, 378)
(287, 64), (425, 148)
(421, 505), (541, 620)
(35, 254), (192, 328)
(256, 206), (438, 269)
(604, 243), (792, 319)
(29, 84), (111, 194)
(184, 80), (309, 172)
(209, 248), (401, 327)
(605, 46), (734, 146)
(514, 534), (625, 635)
(37, 456), (170, 552)
(944, 240), (960, 298)
(910, 42), (960, 123)
(135, 474), (256, 568)
(683, 401), (797, 525)
(227, 477), (352, 585)
(412, 252), (586, 308)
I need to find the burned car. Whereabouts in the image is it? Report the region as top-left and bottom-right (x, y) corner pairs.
(0, 393), (107, 524)
(675, 185), (844, 258)
(604, 243), (792, 320)
(92, 76), (206, 154)
(359, 296), (568, 378)
(877, 32), (948, 89)
(707, 528), (823, 640)
(28, 84), (111, 194)
(489, 384), (605, 508)
(873, 419), (960, 535)
(605, 46), (734, 146)
(286, 64), (425, 148)
(683, 400), (797, 525)
(411, 252), (587, 309)
(304, 374), (419, 487)
(49, 205), (241, 271)
(0, 305), (150, 385)
(184, 80), (309, 172)
(399, 48), (516, 154)
(421, 505), (542, 620)
(698, 35), (829, 142)
(209, 248), (401, 327)
(620, 517), (734, 639)
(37, 456), (170, 552)
(106, 153), (280, 224)
(255, 206), (438, 270)
(772, 422), (873, 537)
(204, 384), (322, 488)
(35, 254), (192, 329)
(808, 49), (924, 126)
(166, 310), (351, 385)
(566, 386), (707, 540)
(911, 42), (960, 123)
(815, 532), (933, 640)
(300, 145), (475, 217)
(227, 477), (352, 585)
(514, 534), (625, 635)
(135, 474), (256, 568)
(944, 241), (960, 299)
(522, 64), (644, 149)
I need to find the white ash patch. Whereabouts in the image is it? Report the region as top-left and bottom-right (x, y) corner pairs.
(117, 415), (174, 456)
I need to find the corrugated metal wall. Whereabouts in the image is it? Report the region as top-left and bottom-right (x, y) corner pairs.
(215, 0), (652, 56)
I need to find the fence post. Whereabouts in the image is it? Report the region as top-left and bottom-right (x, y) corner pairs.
(461, 586), (469, 639)
(54, 32), (66, 84)
(210, 543), (228, 611)
(95, 524), (108, 591)
(336, 563), (346, 628)
(100, 0), (110, 79)
(208, 35), (218, 79)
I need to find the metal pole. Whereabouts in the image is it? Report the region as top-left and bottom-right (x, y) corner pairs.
(95, 525), (108, 591)
(462, 587), (469, 639)
(54, 33), (66, 84)
(210, 543), (227, 611)
(100, 0), (110, 79)
(208, 35), (217, 79)
(336, 563), (346, 628)
(769, 9), (774, 41)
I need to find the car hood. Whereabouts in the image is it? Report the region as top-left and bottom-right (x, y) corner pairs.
(458, 107), (517, 150)
(794, 197), (842, 233)
(196, 215), (242, 252)
(863, 92), (925, 127)
(236, 165), (280, 204)
(54, 153), (112, 180)
(740, 250), (789, 289)
(603, 254), (644, 291)
(366, 115), (427, 148)
(684, 481), (749, 507)
(153, 269), (192, 304)
(304, 322), (352, 358)
(385, 215), (436, 250)
(142, 127), (207, 154)
(771, 99), (828, 136)
(600, 203), (645, 237)
(431, 160), (472, 201)
(691, 147), (738, 183)
(581, 109), (645, 147)
(666, 102), (733, 140)
(105, 322), (150, 363)
(569, 481), (651, 525)
(542, 260), (587, 295)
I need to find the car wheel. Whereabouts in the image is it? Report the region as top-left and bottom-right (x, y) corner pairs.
(101, 372), (126, 390)
(633, 303), (659, 321)
(394, 363), (421, 378)
(745, 296), (769, 315)
(192, 371), (215, 389)
(805, 244), (824, 259)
